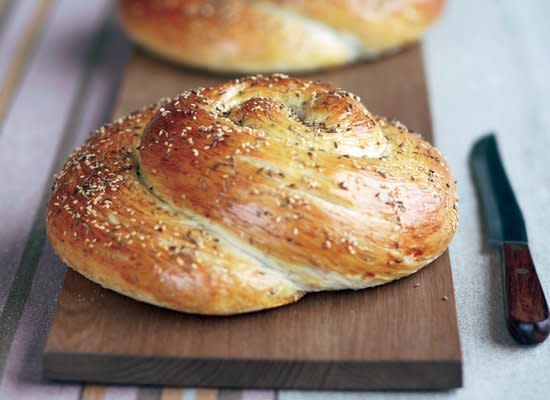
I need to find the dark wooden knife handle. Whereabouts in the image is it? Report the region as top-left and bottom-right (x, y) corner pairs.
(502, 243), (550, 344)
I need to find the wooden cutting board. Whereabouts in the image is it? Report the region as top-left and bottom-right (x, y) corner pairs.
(43, 45), (462, 390)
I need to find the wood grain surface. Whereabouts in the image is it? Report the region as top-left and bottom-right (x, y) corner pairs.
(502, 243), (550, 344)
(43, 44), (462, 390)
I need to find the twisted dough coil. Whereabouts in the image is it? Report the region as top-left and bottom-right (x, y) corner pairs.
(46, 75), (458, 315)
(117, 0), (445, 73)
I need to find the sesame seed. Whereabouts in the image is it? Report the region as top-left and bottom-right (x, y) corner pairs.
(338, 181), (349, 190)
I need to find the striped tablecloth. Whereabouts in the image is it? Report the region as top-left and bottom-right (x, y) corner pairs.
(1, 1), (549, 399)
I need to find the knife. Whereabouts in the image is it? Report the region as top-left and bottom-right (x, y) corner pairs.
(470, 134), (550, 344)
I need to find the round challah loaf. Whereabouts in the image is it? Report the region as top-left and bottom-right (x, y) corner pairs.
(117, 0), (445, 73)
(46, 75), (458, 315)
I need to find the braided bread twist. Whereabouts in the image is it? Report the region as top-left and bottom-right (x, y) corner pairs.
(46, 75), (458, 315)
(117, 0), (445, 73)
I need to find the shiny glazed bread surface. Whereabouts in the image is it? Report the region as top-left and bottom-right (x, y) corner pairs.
(46, 75), (458, 315)
(117, 0), (445, 73)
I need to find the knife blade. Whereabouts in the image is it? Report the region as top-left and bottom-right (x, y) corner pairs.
(470, 134), (549, 344)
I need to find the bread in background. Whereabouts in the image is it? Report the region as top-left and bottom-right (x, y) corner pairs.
(117, 0), (445, 73)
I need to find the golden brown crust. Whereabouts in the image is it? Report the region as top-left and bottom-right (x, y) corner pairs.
(46, 75), (458, 315)
(117, 0), (445, 73)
